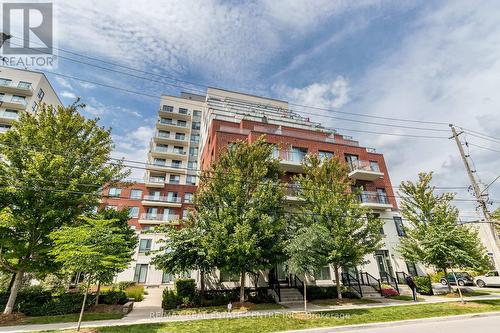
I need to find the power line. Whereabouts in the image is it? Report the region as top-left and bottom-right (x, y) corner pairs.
(459, 126), (500, 144)
(467, 142), (500, 154)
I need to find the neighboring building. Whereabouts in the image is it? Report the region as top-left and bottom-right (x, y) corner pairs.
(0, 66), (62, 133)
(103, 87), (424, 289)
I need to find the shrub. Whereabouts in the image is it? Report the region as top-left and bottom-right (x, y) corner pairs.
(306, 285), (359, 300)
(413, 275), (434, 295)
(175, 279), (196, 300)
(125, 285), (145, 301)
(429, 272), (445, 283)
(381, 288), (399, 296)
(248, 287), (275, 304)
(115, 281), (136, 291)
(99, 290), (127, 305)
(162, 288), (180, 310)
(20, 293), (89, 316)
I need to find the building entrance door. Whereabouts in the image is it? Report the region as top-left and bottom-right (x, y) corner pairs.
(375, 250), (394, 281)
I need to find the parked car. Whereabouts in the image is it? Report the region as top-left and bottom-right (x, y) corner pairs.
(439, 272), (474, 286)
(474, 271), (500, 287)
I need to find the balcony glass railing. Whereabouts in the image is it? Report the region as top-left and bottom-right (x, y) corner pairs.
(159, 119), (187, 127)
(0, 112), (19, 120)
(142, 195), (182, 203)
(0, 81), (33, 91)
(349, 160), (380, 172)
(281, 150), (307, 163)
(139, 213), (180, 221)
(153, 147), (186, 155)
(0, 96), (27, 106)
(358, 191), (390, 205)
(147, 177), (165, 184)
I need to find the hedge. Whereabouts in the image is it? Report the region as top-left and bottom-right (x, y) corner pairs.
(413, 275), (434, 295)
(306, 285), (359, 300)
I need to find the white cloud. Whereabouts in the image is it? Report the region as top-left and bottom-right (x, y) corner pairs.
(55, 77), (73, 90)
(79, 82), (96, 90)
(274, 76), (350, 110)
(60, 91), (77, 99)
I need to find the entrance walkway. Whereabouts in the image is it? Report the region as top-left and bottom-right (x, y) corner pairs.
(125, 286), (164, 320)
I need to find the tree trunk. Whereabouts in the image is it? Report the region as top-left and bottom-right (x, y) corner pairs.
(7, 273), (16, 293)
(334, 265), (342, 300)
(239, 269), (246, 303)
(303, 280), (307, 313)
(443, 268), (452, 293)
(77, 277), (91, 332)
(95, 280), (101, 305)
(3, 270), (24, 314)
(200, 269), (205, 294)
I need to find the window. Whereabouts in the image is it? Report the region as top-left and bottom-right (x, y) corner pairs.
(186, 175), (197, 185)
(193, 110), (201, 118)
(314, 266), (331, 280)
(175, 133), (185, 140)
(148, 190), (160, 199)
(128, 206), (139, 218)
(406, 262), (418, 276)
(171, 160), (182, 168)
(31, 101), (39, 113)
(0, 93), (4, 101)
(191, 121), (200, 130)
(394, 216), (405, 236)
(139, 239), (152, 253)
(4, 109), (18, 119)
(376, 188), (389, 204)
(291, 147), (307, 162)
(184, 192), (193, 203)
(167, 191), (179, 202)
(177, 120), (187, 127)
(134, 264), (148, 283)
(108, 187), (122, 197)
(345, 154), (359, 170)
(370, 161), (380, 172)
(18, 81), (31, 89)
(37, 88), (45, 100)
(160, 117), (173, 125)
(173, 146), (184, 154)
(162, 105), (173, 112)
(153, 158), (166, 166)
(169, 175), (180, 184)
(162, 271), (173, 283)
(188, 161), (197, 170)
(190, 134), (200, 143)
(0, 78), (12, 86)
(189, 147), (198, 157)
(220, 270), (239, 282)
(179, 107), (188, 114)
(318, 151), (333, 160)
(146, 207), (158, 216)
(130, 189), (143, 199)
(158, 130), (169, 138)
(178, 271), (191, 279)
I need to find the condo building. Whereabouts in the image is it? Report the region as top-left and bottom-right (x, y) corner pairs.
(102, 87), (423, 289)
(0, 66), (62, 133)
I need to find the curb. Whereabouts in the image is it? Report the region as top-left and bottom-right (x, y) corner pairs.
(279, 310), (500, 333)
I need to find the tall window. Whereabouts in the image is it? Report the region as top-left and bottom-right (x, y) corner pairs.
(406, 262), (418, 276)
(291, 147), (307, 162)
(130, 189), (143, 199)
(186, 175), (197, 185)
(394, 216), (405, 236)
(31, 101), (39, 113)
(184, 192), (193, 203)
(175, 133), (185, 140)
(318, 150), (333, 160)
(189, 147), (198, 157)
(190, 134), (200, 143)
(193, 110), (202, 118)
(37, 88), (45, 100)
(167, 191), (179, 202)
(162, 271), (173, 283)
(134, 264), (148, 283)
(314, 266), (331, 280)
(171, 160), (182, 168)
(370, 161), (380, 172)
(169, 175), (180, 184)
(191, 121), (200, 130)
(177, 120), (187, 127)
(108, 187), (122, 197)
(188, 161), (197, 170)
(345, 154), (359, 170)
(128, 206), (139, 218)
(139, 239), (152, 253)
(179, 107), (188, 114)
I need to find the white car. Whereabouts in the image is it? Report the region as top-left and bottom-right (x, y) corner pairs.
(474, 271), (500, 287)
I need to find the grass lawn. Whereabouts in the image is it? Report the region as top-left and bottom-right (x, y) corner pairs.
(310, 298), (379, 306)
(0, 312), (123, 327)
(444, 290), (491, 298)
(165, 303), (285, 315)
(48, 299), (500, 333)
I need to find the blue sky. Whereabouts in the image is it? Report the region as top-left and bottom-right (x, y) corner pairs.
(37, 0), (500, 217)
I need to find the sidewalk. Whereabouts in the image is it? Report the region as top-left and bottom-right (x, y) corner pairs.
(1, 292), (499, 333)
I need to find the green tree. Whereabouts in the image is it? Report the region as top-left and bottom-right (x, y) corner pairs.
(0, 103), (126, 314)
(196, 137), (287, 302)
(293, 154), (383, 299)
(50, 216), (136, 331)
(397, 172), (491, 291)
(152, 218), (213, 293)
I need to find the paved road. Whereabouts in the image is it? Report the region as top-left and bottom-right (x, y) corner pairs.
(284, 313), (500, 333)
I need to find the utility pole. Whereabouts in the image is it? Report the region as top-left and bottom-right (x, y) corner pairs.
(449, 124), (500, 269)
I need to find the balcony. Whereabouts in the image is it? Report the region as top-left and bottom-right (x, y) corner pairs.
(138, 213), (180, 225)
(358, 191), (392, 210)
(159, 107), (191, 120)
(0, 81), (33, 96)
(142, 195), (182, 207)
(0, 111), (19, 123)
(157, 119), (190, 132)
(277, 150), (306, 173)
(150, 146), (188, 160)
(348, 160), (384, 181)
(145, 176), (165, 188)
(154, 131), (188, 145)
(147, 161), (187, 174)
(0, 96), (28, 110)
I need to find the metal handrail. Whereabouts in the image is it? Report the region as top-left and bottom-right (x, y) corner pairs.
(396, 271), (409, 285)
(293, 274), (305, 295)
(268, 268), (281, 302)
(341, 272), (363, 297)
(359, 272), (382, 294)
(380, 272), (400, 294)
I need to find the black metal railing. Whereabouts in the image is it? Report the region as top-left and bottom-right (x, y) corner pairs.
(292, 274), (305, 295)
(341, 272), (363, 297)
(380, 272), (400, 294)
(396, 271), (409, 285)
(268, 268), (281, 302)
(359, 272), (382, 294)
